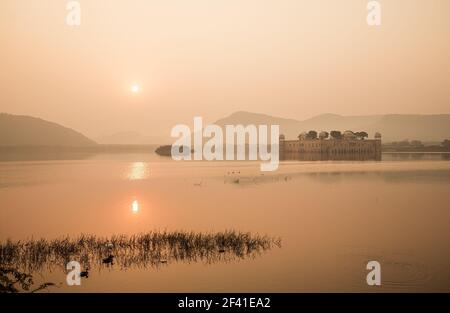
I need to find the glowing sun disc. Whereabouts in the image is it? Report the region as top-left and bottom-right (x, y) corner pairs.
(131, 85), (140, 93)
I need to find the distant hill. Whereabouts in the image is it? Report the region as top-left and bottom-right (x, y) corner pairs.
(0, 113), (96, 146)
(95, 131), (169, 145)
(214, 111), (450, 143)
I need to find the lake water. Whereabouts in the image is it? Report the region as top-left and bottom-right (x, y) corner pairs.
(1, 152), (450, 292)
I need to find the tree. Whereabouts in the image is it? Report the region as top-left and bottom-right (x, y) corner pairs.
(442, 139), (450, 148)
(355, 131), (368, 140)
(307, 130), (318, 140)
(319, 131), (329, 140)
(298, 132), (308, 140)
(396, 140), (410, 147)
(330, 130), (342, 139)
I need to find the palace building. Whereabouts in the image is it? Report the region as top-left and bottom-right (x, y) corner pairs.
(280, 131), (382, 161)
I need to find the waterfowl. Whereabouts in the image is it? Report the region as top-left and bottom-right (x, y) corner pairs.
(102, 255), (114, 265)
(80, 269), (89, 278)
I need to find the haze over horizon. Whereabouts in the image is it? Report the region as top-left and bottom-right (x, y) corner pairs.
(1, 0), (449, 138)
(2, 1), (450, 296)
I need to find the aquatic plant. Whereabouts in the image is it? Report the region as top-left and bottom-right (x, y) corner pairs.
(0, 231), (281, 273)
(0, 267), (55, 293)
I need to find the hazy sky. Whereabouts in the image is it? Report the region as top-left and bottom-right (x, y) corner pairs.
(1, 0), (449, 137)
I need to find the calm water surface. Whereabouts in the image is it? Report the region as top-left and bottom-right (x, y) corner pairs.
(1, 152), (450, 292)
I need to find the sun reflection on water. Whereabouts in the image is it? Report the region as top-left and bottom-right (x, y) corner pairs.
(127, 162), (149, 180)
(132, 200), (139, 213)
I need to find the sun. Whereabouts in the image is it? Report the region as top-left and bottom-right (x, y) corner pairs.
(131, 84), (140, 93)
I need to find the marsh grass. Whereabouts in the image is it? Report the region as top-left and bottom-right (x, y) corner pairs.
(0, 230), (281, 272)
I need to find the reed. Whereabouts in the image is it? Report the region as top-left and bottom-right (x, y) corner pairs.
(0, 230), (281, 272)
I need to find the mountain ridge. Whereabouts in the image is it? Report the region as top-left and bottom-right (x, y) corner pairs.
(0, 113), (97, 146)
(214, 111), (450, 142)
(95, 131), (169, 145)
(2, 111), (449, 145)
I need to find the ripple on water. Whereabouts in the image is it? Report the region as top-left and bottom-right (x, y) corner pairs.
(339, 248), (432, 291)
